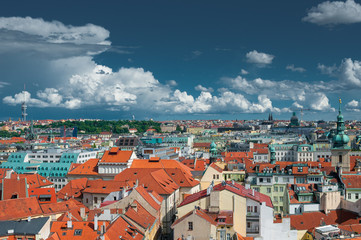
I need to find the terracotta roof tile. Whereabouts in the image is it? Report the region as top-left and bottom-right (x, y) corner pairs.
(100, 148), (134, 163)
(49, 221), (107, 240)
(28, 187), (57, 204)
(0, 197), (43, 221)
(103, 216), (143, 240)
(341, 174), (361, 189)
(290, 209), (360, 230)
(1, 178), (28, 200)
(41, 199), (80, 215)
(134, 186), (162, 211)
(172, 208), (217, 228)
(179, 181), (272, 208)
(67, 158), (99, 176)
(115, 168), (179, 195)
(125, 200), (156, 229)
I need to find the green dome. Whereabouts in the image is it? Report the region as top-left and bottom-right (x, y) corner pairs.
(333, 134), (349, 147)
(210, 142), (217, 148)
(289, 112), (300, 126)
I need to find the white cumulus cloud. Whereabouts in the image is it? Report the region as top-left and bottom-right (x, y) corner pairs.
(246, 50), (274, 65)
(0, 16), (110, 45)
(303, 0), (361, 25)
(195, 85), (214, 92)
(319, 58), (361, 88)
(286, 64), (306, 73)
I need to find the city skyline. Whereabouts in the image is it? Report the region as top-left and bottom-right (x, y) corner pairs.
(1, 0), (361, 121)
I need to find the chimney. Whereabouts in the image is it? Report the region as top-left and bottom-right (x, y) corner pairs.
(27, 216), (31, 222)
(101, 222), (106, 235)
(80, 207), (86, 220)
(67, 220), (72, 229)
(94, 214), (98, 231)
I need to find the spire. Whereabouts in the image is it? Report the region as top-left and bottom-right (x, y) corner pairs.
(333, 98), (349, 149)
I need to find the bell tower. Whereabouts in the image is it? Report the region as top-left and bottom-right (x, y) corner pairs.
(331, 99), (351, 171)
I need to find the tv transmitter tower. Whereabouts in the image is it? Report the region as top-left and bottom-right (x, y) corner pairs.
(21, 84), (27, 122)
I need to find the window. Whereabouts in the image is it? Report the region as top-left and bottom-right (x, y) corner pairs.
(213, 174), (216, 179)
(280, 206), (283, 211)
(254, 206), (258, 212)
(94, 197), (98, 204)
(226, 233), (231, 240)
(259, 178), (263, 183)
(74, 229), (82, 236)
(188, 221), (193, 231)
(267, 178), (271, 183)
(296, 178), (305, 184)
(274, 197), (278, 202)
(280, 187), (284, 192)
(298, 167), (303, 172)
(217, 175), (219, 179)
(11, 193), (18, 199)
(267, 188), (271, 193)
(274, 186), (278, 192)
(339, 155), (342, 163)
(356, 193), (359, 200)
(279, 197), (284, 202)
(247, 222), (251, 228)
(284, 177), (289, 183)
(348, 193), (352, 199)
(275, 177), (278, 182)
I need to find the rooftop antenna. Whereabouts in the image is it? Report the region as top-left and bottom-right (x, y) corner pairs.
(21, 84), (28, 122)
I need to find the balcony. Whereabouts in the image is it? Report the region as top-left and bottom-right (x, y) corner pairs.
(247, 226), (259, 234)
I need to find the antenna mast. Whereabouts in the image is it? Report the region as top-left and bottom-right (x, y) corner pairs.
(21, 84), (27, 122)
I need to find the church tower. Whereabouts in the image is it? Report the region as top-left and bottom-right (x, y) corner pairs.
(331, 99), (351, 172)
(209, 142), (217, 163)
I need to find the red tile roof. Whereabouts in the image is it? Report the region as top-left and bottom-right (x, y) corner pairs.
(179, 181), (272, 208)
(134, 186), (162, 211)
(67, 158), (99, 176)
(103, 216), (143, 240)
(100, 148), (133, 163)
(28, 187), (57, 204)
(131, 159), (193, 175)
(41, 199), (81, 215)
(194, 159), (207, 171)
(209, 162), (223, 173)
(114, 168), (179, 195)
(125, 200), (156, 229)
(0, 168), (13, 181)
(164, 168), (199, 187)
(49, 221), (107, 240)
(0, 197), (43, 221)
(1, 178), (28, 200)
(290, 209), (360, 230)
(341, 174), (361, 189)
(16, 173), (53, 188)
(82, 180), (127, 194)
(57, 178), (88, 200)
(172, 208), (217, 228)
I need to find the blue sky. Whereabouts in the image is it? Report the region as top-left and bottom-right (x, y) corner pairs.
(1, 0), (361, 121)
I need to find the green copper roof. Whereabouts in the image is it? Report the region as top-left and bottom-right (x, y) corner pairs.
(333, 99), (349, 149)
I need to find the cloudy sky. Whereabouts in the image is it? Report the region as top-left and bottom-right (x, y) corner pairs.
(1, 0), (361, 121)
